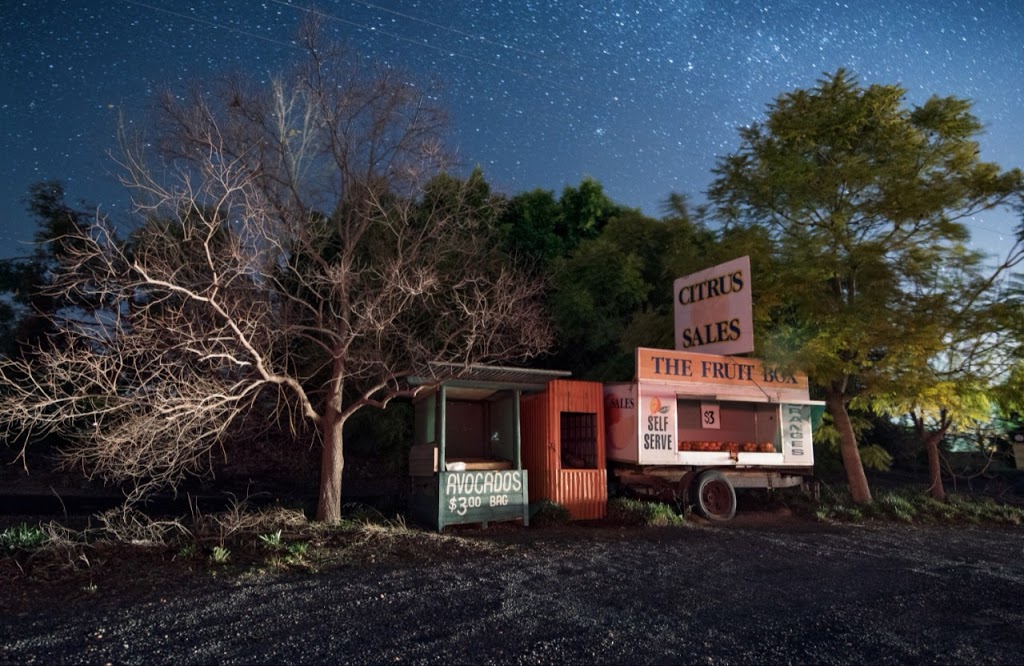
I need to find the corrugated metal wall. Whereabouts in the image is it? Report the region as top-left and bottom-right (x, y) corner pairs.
(520, 380), (607, 520)
(519, 391), (550, 506)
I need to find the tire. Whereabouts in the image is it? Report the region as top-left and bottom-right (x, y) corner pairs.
(675, 472), (696, 511)
(694, 471), (737, 521)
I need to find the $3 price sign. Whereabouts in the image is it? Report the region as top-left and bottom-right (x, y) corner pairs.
(700, 402), (721, 430)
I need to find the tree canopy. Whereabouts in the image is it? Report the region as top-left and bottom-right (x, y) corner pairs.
(709, 69), (1024, 502)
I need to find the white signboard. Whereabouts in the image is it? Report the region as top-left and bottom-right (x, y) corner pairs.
(638, 392), (677, 464)
(781, 404), (814, 465)
(674, 256), (754, 356)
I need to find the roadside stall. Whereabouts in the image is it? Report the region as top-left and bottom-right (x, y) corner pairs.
(605, 347), (824, 520)
(520, 379), (607, 520)
(406, 364), (570, 530)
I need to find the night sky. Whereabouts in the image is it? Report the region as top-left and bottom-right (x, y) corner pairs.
(3, 0), (1023, 262)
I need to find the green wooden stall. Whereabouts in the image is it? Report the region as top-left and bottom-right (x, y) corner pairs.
(406, 364), (570, 531)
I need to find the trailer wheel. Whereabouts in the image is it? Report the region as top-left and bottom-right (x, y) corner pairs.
(694, 471), (736, 521)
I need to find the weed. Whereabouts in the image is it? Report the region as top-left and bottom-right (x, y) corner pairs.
(336, 504), (409, 532)
(189, 495), (307, 546)
(82, 581), (97, 594)
(258, 530), (283, 549)
(530, 501), (572, 527)
(284, 541), (310, 565)
(608, 497), (685, 527)
(1, 523), (48, 552)
(843, 506), (864, 522)
(813, 485), (1024, 526)
(877, 492), (917, 522)
(210, 546), (231, 564)
(177, 543), (198, 559)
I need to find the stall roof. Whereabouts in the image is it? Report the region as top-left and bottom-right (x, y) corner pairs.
(408, 362), (571, 393)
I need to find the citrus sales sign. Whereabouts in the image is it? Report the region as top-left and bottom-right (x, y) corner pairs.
(674, 256), (753, 356)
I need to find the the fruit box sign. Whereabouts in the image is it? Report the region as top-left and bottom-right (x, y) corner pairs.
(674, 256), (754, 356)
(636, 348), (810, 403)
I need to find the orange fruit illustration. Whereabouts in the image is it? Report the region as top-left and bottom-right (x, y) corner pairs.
(650, 397), (661, 414)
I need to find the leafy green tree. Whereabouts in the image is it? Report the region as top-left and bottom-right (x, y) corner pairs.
(497, 177), (627, 273)
(866, 235), (1024, 500)
(549, 210), (667, 379)
(558, 177), (625, 245)
(0, 181), (94, 358)
(709, 70), (1024, 504)
(549, 195), (741, 380)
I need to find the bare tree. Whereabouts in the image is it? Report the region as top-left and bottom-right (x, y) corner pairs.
(0, 19), (551, 522)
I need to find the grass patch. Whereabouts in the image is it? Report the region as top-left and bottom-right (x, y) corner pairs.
(530, 501), (572, 527)
(608, 497), (686, 527)
(334, 503), (409, 532)
(813, 485), (1024, 526)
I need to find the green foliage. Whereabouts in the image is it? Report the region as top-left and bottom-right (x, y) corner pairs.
(547, 194), (732, 380)
(709, 70), (1024, 501)
(343, 401), (413, 474)
(815, 487), (1024, 525)
(209, 545), (231, 564)
(858, 444), (894, 472)
(812, 409), (888, 473)
(1, 523), (48, 552)
(285, 541), (309, 559)
(0, 180), (95, 358)
(607, 497), (685, 527)
(258, 530), (283, 549)
(497, 177), (628, 275)
(876, 492), (917, 522)
(177, 543), (198, 559)
(530, 500), (572, 527)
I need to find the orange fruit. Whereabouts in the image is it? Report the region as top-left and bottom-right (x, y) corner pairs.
(650, 397), (661, 413)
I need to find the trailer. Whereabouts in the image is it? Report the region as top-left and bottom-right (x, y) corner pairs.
(605, 347), (825, 521)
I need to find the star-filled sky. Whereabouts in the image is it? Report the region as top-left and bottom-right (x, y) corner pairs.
(3, 0), (1023, 262)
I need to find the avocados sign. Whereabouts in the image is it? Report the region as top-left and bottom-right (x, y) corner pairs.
(673, 256), (753, 356)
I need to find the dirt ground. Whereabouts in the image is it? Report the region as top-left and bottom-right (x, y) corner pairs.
(4, 449), (1024, 663)
(3, 516), (1024, 664)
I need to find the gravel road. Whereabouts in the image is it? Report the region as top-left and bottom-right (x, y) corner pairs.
(4, 522), (1024, 664)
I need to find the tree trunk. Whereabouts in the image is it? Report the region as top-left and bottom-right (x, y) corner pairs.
(825, 391), (872, 504)
(924, 432), (946, 502)
(316, 410), (345, 522)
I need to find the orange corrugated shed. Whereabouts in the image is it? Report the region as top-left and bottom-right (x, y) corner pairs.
(520, 379), (607, 520)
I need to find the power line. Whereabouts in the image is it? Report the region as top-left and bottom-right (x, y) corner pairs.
(267, 0), (563, 88)
(119, 0), (298, 48)
(118, 0), (573, 91)
(343, 0), (543, 60)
